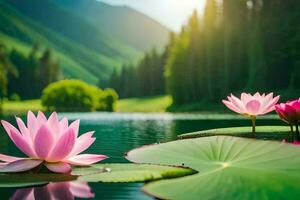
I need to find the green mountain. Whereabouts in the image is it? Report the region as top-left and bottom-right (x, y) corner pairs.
(51, 0), (170, 51)
(0, 0), (170, 85)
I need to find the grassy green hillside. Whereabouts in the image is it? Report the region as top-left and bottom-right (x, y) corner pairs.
(5, 0), (139, 61)
(0, 33), (99, 84)
(116, 96), (172, 112)
(2, 96), (172, 114)
(0, 0), (141, 84)
(52, 0), (170, 51)
(1, 95), (227, 114)
(2, 99), (42, 114)
(0, 4), (96, 83)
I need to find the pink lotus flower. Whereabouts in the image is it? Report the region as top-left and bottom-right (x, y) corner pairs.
(11, 181), (94, 200)
(0, 111), (108, 173)
(222, 92), (280, 134)
(222, 92), (280, 116)
(275, 98), (300, 125)
(276, 98), (300, 141)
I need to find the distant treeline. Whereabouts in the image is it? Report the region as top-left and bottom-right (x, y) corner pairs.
(110, 48), (166, 98)
(111, 0), (300, 105)
(0, 43), (60, 100)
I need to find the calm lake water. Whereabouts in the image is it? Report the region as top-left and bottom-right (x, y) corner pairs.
(0, 112), (282, 200)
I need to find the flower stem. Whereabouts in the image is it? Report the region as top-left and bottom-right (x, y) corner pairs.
(296, 122), (300, 142)
(290, 125), (294, 142)
(251, 116), (256, 138)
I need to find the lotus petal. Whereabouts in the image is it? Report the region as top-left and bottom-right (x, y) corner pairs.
(68, 131), (95, 156)
(47, 112), (59, 138)
(222, 100), (243, 114)
(27, 111), (39, 137)
(229, 95), (244, 111)
(69, 120), (80, 137)
(261, 95), (280, 114)
(16, 117), (31, 142)
(59, 117), (68, 134)
(0, 159), (42, 173)
(9, 129), (35, 157)
(37, 111), (47, 125)
(0, 154), (25, 162)
(67, 154), (108, 166)
(34, 125), (54, 159)
(48, 129), (75, 161)
(45, 162), (72, 174)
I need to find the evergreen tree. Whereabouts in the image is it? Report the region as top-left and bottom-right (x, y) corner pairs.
(165, 0), (300, 106)
(110, 0), (299, 105)
(165, 27), (190, 104)
(110, 47), (166, 98)
(7, 45), (61, 99)
(39, 48), (60, 89)
(0, 43), (18, 111)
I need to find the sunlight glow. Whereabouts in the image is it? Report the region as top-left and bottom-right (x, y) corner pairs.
(97, 0), (206, 31)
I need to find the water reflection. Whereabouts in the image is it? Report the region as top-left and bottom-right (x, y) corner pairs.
(10, 181), (94, 200)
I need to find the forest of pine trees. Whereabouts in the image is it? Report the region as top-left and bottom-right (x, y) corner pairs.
(109, 48), (167, 98)
(0, 43), (61, 100)
(111, 0), (300, 106)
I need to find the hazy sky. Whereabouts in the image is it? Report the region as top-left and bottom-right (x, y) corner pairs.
(97, 0), (206, 31)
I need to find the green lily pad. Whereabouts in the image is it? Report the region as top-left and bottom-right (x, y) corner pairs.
(126, 136), (300, 200)
(72, 163), (196, 183)
(178, 126), (291, 140)
(0, 173), (76, 188)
